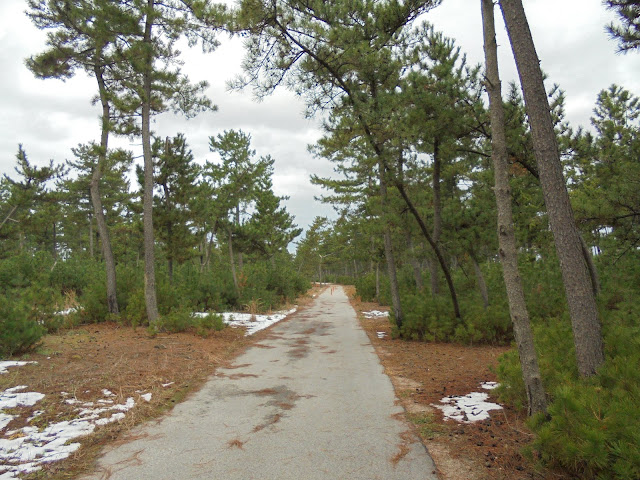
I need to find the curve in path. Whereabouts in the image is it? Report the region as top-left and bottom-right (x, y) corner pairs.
(83, 286), (439, 480)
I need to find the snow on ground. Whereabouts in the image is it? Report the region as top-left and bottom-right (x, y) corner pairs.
(480, 381), (499, 390)
(0, 362), (37, 375)
(0, 365), (154, 479)
(194, 307), (297, 336)
(376, 331), (387, 339)
(362, 310), (389, 319)
(432, 383), (503, 423)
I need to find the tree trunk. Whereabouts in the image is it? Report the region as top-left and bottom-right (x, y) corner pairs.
(482, 0), (546, 414)
(142, 0), (160, 327)
(228, 228), (239, 293)
(89, 219), (94, 258)
(470, 252), (489, 309)
(235, 205), (244, 271)
(395, 182), (461, 319)
(379, 161), (403, 327)
(429, 139), (442, 296)
(92, 62), (119, 314)
(408, 234), (424, 291)
(580, 234), (601, 296)
(162, 181), (174, 285)
(375, 262), (380, 301)
(499, 0), (604, 377)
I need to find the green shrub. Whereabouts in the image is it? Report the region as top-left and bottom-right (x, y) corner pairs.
(195, 312), (226, 337)
(0, 296), (46, 357)
(158, 309), (192, 333)
(495, 296), (640, 479)
(122, 288), (148, 328)
(355, 271), (390, 305)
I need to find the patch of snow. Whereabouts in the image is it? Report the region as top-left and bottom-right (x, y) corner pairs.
(101, 389), (115, 397)
(0, 362), (37, 375)
(194, 307), (297, 336)
(161, 382), (174, 388)
(54, 307), (79, 316)
(433, 391), (503, 423)
(0, 413), (14, 431)
(140, 393), (152, 402)
(376, 332), (387, 339)
(481, 381), (499, 390)
(362, 310), (389, 319)
(0, 389), (45, 410)
(94, 412), (125, 426)
(0, 387), (138, 477)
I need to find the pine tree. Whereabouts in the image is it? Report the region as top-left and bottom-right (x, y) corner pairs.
(206, 129), (273, 290)
(151, 134), (201, 283)
(242, 177), (302, 261)
(604, 0), (640, 52)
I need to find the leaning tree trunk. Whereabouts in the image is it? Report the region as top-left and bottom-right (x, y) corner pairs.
(499, 0), (604, 377)
(379, 161), (404, 328)
(482, 0), (547, 414)
(92, 63), (119, 314)
(141, 0), (160, 327)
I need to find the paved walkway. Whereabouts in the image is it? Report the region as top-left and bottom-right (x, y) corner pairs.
(83, 286), (439, 480)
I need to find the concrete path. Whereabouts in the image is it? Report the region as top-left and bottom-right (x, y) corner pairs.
(83, 286), (439, 480)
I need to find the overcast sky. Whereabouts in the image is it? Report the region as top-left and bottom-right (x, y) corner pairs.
(1, 0), (638, 235)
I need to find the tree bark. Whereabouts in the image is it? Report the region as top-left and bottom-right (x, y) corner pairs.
(482, 0), (546, 415)
(499, 0), (604, 377)
(89, 218), (94, 258)
(235, 205), (244, 271)
(228, 227), (239, 293)
(92, 62), (119, 314)
(142, 0), (160, 327)
(429, 139), (442, 296)
(470, 252), (489, 309)
(379, 161), (403, 327)
(579, 234), (601, 296)
(408, 233), (424, 291)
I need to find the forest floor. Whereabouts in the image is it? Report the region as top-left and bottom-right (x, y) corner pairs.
(0, 284), (565, 479)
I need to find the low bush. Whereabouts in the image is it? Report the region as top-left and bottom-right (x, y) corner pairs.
(0, 296), (46, 357)
(495, 271), (640, 479)
(354, 271), (390, 305)
(157, 309), (225, 337)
